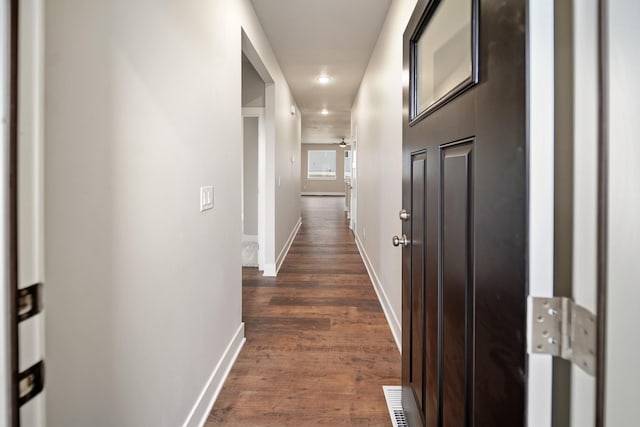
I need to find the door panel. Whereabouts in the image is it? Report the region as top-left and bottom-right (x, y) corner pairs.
(402, 0), (526, 426)
(440, 142), (473, 427)
(410, 153), (426, 412)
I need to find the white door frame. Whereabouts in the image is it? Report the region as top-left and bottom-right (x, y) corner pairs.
(242, 108), (265, 271)
(527, 1), (556, 422)
(0, 1), (43, 424)
(348, 130), (357, 232)
(527, 1), (602, 425)
(241, 30), (276, 276)
(16, 0), (46, 424)
(0, 1), (15, 425)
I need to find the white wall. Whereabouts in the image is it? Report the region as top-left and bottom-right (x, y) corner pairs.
(350, 0), (417, 349)
(301, 143), (348, 194)
(243, 117), (259, 236)
(605, 1), (640, 425)
(44, 1), (299, 426)
(273, 100), (301, 268)
(242, 54), (265, 108)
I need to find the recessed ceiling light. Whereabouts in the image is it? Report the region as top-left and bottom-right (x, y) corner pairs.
(321, 109), (329, 115)
(317, 75), (332, 84)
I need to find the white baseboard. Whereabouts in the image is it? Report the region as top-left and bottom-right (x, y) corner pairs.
(277, 217), (302, 272)
(182, 323), (246, 427)
(300, 192), (345, 196)
(242, 234), (258, 243)
(262, 217), (302, 277)
(262, 263), (277, 277)
(355, 233), (402, 352)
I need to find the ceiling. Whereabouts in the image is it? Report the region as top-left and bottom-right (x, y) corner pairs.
(250, 0), (392, 143)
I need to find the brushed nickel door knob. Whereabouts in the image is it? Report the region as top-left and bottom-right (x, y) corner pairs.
(392, 234), (410, 247)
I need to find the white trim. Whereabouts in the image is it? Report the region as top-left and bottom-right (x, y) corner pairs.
(300, 192), (345, 196)
(182, 323), (246, 427)
(13, 1), (47, 424)
(570, 2), (599, 425)
(262, 263), (277, 277)
(263, 83), (276, 272)
(349, 136), (357, 232)
(355, 233), (401, 352)
(242, 107), (266, 271)
(0, 0), (11, 423)
(276, 217), (301, 272)
(527, 0), (555, 425)
(263, 217), (302, 277)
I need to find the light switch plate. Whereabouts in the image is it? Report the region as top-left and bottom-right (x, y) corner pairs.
(200, 186), (214, 212)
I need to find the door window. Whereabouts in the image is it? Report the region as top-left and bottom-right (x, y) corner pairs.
(411, 0), (478, 122)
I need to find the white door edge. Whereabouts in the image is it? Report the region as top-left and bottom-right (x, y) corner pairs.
(527, 0), (555, 425)
(0, 1), (14, 425)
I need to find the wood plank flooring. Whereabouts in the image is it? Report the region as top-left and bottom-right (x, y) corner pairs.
(207, 196), (400, 426)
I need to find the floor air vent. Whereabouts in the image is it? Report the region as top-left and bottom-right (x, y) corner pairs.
(383, 386), (408, 427)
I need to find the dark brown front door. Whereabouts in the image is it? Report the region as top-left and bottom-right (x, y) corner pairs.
(401, 0), (526, 426)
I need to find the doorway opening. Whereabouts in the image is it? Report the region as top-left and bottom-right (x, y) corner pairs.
(348, 128), (357, 232)
(241, 108), (263, 268)
(241, 30), (276, 276)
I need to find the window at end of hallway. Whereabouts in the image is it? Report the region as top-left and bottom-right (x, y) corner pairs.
(308, 150), (336, 180)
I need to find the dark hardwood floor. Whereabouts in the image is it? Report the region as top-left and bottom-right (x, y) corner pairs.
(207, 196), (400, 426)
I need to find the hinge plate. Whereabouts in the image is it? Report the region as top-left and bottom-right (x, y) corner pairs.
(17, 282), (42, 322)
(18, 361), (44, 406)
(528, 296), (596, 376)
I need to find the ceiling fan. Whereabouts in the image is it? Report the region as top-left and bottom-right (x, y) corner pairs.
(334, 137), (348, 148)
(323, 137), (354, 148)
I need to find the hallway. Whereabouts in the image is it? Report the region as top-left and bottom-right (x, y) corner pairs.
(207, 196), (400, 425)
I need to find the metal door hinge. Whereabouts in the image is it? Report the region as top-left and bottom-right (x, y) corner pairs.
(17, 282), (42, 322)
(18, 361), (44, 406)
(528, 296), (596, 376)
